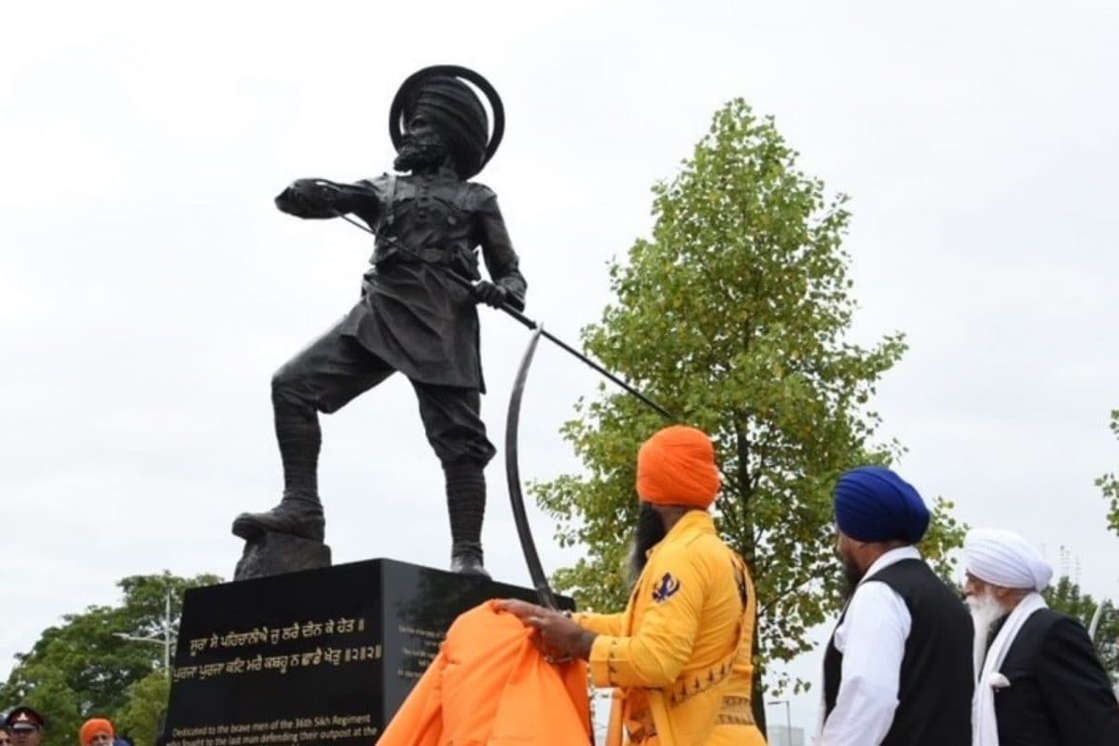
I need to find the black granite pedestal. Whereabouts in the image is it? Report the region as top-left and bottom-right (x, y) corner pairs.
(162, 558), (571, 746)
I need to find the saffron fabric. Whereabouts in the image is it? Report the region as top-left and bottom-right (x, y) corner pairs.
(377, 600), (592, 746)
(636, 426), (721, 509)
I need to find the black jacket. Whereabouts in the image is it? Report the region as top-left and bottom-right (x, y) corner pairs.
(992, 607), (1119, 745)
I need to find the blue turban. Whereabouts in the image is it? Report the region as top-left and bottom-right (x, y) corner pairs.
(834, 466), (929, 544)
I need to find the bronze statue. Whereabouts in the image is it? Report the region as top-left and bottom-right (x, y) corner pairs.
(232, 66), (524, 577)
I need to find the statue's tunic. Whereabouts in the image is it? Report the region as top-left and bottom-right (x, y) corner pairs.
(276, 168), (526, 393)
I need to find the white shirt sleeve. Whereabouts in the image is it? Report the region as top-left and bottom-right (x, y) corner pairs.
(817, 580), (911, 746)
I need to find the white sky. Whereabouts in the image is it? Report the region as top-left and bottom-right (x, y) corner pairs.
(3, 0), (1117, 736)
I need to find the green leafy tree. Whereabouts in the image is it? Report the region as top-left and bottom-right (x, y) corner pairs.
(532, 99), (966, 726)
(0, 572), (220, 746)
(114, 670), (171, 746)
(1096, 409), (1119, 538)
(1043, 574), (1119, 682)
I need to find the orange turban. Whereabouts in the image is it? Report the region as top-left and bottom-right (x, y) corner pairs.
(79, 718), (113, 745)
(635, 425), (721, 508)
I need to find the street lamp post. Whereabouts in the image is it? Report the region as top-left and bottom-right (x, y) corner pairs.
(114, 585), (173, 677)
(766, 700), (793, 745)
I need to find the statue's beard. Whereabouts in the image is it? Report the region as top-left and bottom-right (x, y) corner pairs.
(628, 503), (666, 584)
(394, 134), (449, 173)
(966, 590), (1008, 676)
(840, 552), (864, 602)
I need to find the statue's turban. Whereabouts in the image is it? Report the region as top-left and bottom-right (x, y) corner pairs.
(390, 65), (504, 179)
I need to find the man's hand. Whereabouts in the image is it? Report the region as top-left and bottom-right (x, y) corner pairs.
(472, 280), (509, 308)
(499, 599), (597, 661)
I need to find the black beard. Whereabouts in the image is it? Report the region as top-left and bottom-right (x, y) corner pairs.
(629, 503), (667, 583)
(840, 553), (864, 602)
(393, 135), (449, 173)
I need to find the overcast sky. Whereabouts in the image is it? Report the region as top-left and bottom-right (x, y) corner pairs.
(3, 0), (1118, 736)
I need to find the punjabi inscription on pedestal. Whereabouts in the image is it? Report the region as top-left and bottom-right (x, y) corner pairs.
(165, 562), (384, 746)
(164, 558), (572, 744)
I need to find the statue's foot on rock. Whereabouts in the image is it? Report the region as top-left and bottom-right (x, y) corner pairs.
(451, 549), (490, 578)
(232, 503), (325, 542)
(235, 531), (332, 581)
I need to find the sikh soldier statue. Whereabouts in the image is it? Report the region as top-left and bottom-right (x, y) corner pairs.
(232, 66), (524, 577)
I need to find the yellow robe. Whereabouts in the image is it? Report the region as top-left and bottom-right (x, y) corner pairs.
(576, 511), (767, 746)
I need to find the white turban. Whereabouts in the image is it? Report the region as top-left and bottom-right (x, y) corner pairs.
(964, 528), (1053, 591)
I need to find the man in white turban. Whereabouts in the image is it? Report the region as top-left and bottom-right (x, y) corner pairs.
(963, 528), (1119, 746)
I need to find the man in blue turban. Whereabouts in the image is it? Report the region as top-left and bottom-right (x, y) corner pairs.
(817, 466), (974, 746)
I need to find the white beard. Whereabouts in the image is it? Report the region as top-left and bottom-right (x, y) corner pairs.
(966, 591), (1008, 678)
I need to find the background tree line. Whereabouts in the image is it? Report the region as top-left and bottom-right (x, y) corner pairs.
(0, 572), (220, 746)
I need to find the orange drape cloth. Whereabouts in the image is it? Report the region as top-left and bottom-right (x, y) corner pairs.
(377, 600), (593, 746)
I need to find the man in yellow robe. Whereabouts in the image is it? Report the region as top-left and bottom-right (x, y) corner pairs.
(503, 425), (767, 746)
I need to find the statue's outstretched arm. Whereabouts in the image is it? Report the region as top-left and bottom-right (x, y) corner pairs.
(274, 179), (382, 223)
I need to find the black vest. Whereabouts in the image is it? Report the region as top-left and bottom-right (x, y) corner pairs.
(824, 558), (973, 746)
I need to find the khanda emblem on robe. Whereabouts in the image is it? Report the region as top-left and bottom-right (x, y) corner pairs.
(652, 572), (681, 603)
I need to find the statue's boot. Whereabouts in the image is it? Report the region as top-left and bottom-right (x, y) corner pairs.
(232, 494), (325, 542)
(232, 396), (325, 542)
(445, 461), (490, 578)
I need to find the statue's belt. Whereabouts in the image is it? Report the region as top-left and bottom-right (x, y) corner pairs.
(371, 240), (479, 276)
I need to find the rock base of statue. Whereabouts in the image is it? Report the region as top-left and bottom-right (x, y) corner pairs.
(233, 532), (332, 580)
(162, 558), (570, 746)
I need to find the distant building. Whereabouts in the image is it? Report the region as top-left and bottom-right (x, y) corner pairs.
(767, 724), (806, 746)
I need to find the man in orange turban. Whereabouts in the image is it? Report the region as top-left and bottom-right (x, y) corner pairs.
(503, 425), (767, 745)
(77, 719), (113, 746)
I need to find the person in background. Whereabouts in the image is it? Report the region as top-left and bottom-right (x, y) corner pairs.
(4, 707), (45, 746)
(78, 718), (114, 746)
(1, 724), (12, 746)
(964, 528), (1119, 745)
(818, 466), (973, 746)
